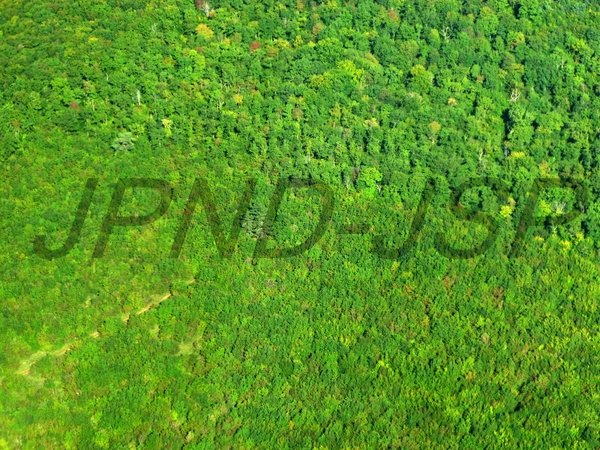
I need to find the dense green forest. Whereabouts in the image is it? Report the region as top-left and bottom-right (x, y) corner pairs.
(2, 0), (600, 447)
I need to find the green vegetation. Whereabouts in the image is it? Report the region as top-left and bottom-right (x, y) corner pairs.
(2, 0), (600, 447)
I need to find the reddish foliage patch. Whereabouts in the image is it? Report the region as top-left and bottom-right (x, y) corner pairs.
(69, 101), (80, 110)
(250, 40), (261, 53)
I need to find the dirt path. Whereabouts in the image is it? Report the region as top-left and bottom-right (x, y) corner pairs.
(136, 292), (172, 315)
(16, 342), (74, 376)
(15, 278), (198, 377)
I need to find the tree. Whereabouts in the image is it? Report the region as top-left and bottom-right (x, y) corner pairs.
(242, 201), (269, 238)
(111, 132), (137, 152)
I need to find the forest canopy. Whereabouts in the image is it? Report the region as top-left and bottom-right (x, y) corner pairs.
(2, 0), (600, 448)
